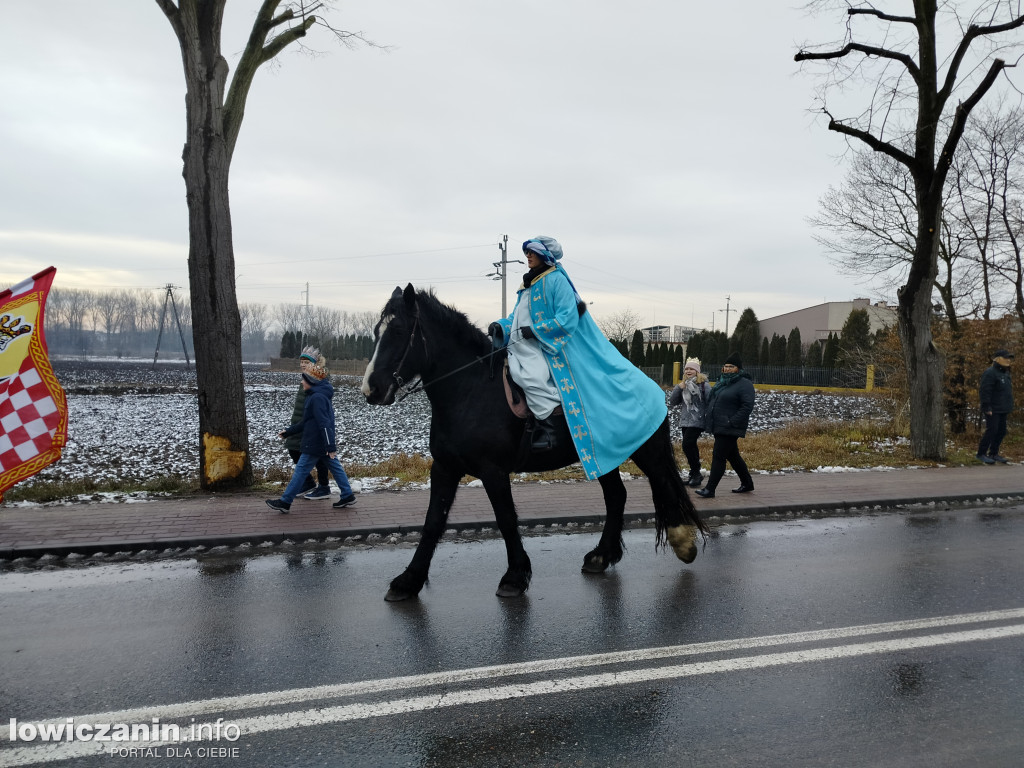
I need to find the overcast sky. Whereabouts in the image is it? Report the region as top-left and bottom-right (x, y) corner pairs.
(0, 1), (872, 334)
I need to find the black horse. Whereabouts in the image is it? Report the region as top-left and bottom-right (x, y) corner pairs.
(362, 285), (707, 601)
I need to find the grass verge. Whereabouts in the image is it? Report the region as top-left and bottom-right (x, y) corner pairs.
(4, 418), (1014, 503)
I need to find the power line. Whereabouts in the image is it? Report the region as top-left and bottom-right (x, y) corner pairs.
(237, 243), (496, 268)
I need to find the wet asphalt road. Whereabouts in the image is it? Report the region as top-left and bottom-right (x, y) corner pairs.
(2, 507), (1023, 768)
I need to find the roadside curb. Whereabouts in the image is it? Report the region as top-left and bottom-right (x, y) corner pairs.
(4, 491), (1023, 565)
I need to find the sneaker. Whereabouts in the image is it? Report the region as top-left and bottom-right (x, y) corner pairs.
(298, 477), (316, 495)
(303, 486), (332, 500)
(977, 454), (996, 465)
(265, 499), (291, 514)
(332, 494), (357, 509)
(687, 473), (703, 488)
(991, 455), (1010, 464)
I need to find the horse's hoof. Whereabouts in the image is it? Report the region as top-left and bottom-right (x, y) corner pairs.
(385, 588), (415, 602)
(667, 525), (697, 564)
(496, 583), (526, 598)
(581, 553), (609, 574)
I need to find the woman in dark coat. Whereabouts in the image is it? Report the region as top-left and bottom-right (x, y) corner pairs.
(695, 352), (756, 498)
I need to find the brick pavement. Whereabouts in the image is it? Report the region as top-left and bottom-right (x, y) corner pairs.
(2, 464), (1023, 559)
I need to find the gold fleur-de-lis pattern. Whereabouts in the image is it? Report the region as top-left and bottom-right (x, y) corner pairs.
(512, 263), (667, 480)
(525, 273), (602, 475)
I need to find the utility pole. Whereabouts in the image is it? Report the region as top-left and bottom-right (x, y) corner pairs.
(300, 282), (311, 350)
(487, 234), (521, 316)
(718, 295), (734, 338)
(152, 284), (191, 370)
(498, 235), (508, 317)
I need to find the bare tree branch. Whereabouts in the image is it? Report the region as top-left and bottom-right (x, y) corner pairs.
(848, 7), (917, 25)
(796, 42), (921, 84)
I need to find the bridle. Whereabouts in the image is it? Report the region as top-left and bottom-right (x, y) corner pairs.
(386, 302), (426, 403)
(383, 298), (520, 403)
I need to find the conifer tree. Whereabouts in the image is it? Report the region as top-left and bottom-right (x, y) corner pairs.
(686, 334), (702, 363)
(742, 325), (760, 366)
(629, 330), (646, 367)
(806, 339), (823, 368)
(786, 327), (803, 366)
(837, 308), (872, 368)
(823, 333), (840, 369)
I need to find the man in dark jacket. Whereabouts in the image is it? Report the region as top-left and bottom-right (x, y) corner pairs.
(977, 349), (1014, 465)
(266, 366), (356, 513)
(695, 352), (756, 499)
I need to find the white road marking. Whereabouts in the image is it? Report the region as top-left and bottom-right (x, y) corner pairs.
(3, 608), (1024, 766)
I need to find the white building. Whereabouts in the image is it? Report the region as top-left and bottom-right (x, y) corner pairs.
(758, 299), (896, 345)
(640, 325), (701, 344)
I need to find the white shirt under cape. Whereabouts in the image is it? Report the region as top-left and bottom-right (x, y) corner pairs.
(494, 264), (667, 479)
(507, 288), (562, 419)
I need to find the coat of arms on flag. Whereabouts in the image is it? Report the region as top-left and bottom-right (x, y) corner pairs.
(0, 267), (68, 502)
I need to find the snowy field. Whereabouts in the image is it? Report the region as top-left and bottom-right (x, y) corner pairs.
(31, 359), (887, 489)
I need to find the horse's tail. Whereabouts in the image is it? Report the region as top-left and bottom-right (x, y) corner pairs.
(632, 417), (709, 550)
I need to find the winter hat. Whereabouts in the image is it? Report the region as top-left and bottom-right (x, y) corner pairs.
(522, 236), (563, 265)
(724, 352), (743, 368)
(683, 358), (701, 375)
(299, 345), (321, 364)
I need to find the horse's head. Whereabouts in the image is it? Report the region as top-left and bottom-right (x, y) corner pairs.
(361, 284), (426, 405)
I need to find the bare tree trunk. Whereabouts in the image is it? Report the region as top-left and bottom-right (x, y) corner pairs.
(157, 0), (373, 486)
(899, 200), (946, 458)
(175, 0), (252, 488)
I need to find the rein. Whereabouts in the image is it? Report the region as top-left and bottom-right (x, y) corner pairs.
(394, 343), (521, 402)
(390, 305), (522, 402)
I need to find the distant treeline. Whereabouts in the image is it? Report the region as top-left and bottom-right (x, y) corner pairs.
(31, 286), (377, 362)
(279, 331), (374, 361)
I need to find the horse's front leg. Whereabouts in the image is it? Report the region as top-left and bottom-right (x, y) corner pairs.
(385, 461), (461, 602)
(481, 470), (532, 598)
(582, 470), (627, 573)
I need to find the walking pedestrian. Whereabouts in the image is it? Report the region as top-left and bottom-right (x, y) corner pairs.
(266, 360), (357, 513)
(695, 352), (756, 498)
(285, 347), (331, 499)
(977, 348), (1014, 465)
(668, 357), (710, 486)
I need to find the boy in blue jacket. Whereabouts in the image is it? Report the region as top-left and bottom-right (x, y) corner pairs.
(266, 364), (356, 513)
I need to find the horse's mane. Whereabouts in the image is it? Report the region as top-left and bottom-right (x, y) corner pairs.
(382, 287), (491, 356)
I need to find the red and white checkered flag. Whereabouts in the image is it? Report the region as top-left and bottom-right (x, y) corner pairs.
(0, 267), (68, 502)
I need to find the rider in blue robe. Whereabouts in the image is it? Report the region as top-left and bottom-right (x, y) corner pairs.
(492, 236), (667, 480)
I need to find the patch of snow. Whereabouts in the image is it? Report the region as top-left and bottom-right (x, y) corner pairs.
(12, 360), (890, 492)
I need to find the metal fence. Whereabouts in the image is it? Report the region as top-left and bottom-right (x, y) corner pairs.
(707, 365), (872, 389)
(640, 365), (664, 383)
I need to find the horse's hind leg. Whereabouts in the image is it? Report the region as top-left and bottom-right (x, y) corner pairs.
(631, 418), (707, 564)
(481, 470), (532, 598)
(385, 461), (461, 602)
(582, 471), (627, 574)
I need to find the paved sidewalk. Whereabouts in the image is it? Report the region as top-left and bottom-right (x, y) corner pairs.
(2, 464), (1024, 560)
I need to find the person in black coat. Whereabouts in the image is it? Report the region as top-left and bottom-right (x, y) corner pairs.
(977, 348), (1014, 464)
(695, 352), (756, 498)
